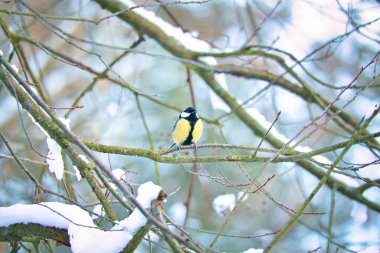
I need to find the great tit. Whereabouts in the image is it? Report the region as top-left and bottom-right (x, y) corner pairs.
(169, 107), (203, 148)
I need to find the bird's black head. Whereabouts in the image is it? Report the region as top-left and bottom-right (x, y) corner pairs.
(184, 107), (196, 113)
(180, 107), (198, 120)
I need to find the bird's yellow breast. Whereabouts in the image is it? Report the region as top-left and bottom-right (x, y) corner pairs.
(172, 118), (203, 145)
(172, 119), (191, 144)
(192, 119), (203, 143)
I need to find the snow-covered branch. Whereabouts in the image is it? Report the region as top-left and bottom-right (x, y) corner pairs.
(0, 182), (165, 253)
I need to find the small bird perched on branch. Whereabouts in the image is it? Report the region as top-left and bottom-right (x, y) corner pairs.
(169, 107), (203, 149)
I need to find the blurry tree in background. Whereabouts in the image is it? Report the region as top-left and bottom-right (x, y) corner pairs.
(0, 0), (379, 252)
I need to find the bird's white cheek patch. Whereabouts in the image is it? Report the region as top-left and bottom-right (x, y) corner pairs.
(181, 112), (191, 118)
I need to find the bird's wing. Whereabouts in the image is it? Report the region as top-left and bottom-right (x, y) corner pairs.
(172, 118), (180, 131)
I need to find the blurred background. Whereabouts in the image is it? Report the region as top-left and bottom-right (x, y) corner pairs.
(0, 0), (379, 252)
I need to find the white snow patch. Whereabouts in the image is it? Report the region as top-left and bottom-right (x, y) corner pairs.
(60, 117), (71, 129)
(10, 64), (18, 73)
(78, 182), (162, 252)
(212, 193), (236, 216)
(46, 137), (64, 180)
(243, 248), (264, 253)
(114, 181), (162, 234)
(168, 202), (187, 225)
(108, 182), (118, 192)
(27, 115), (72, 180)
(91, 204), (105, 219)
(237, 191), (248, 202)
(0, 202), (101, 253)
(73, 155), (90, 181)
(45, 117), (70, 180)
(0, 202), (95, 228)
(78, 154), (90, 164)
(111, 168), (127, 181)
(363, 187), (380, 205)
(74, 165), (82, 181)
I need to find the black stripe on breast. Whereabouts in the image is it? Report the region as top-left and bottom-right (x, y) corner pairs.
(182, 120), (196, 145)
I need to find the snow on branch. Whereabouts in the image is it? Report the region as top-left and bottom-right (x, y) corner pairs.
(0, 181), (163, 253)
(27, 114), (72, 180)
(118, 0), (211, 53)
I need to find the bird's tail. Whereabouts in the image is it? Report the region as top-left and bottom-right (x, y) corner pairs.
(167, 142), (177, 149)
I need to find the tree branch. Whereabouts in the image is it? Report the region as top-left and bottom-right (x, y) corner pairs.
(0, 223), (70, 246)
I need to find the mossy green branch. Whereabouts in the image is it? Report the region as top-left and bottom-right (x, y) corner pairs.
(327, 184), (336, 253)
(121, 224), (152, 252)
(0, 223), (69, 246)
(153, 199), (186, 253)
(81, 131), (379, 165)
(82, 139), (268, 163)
